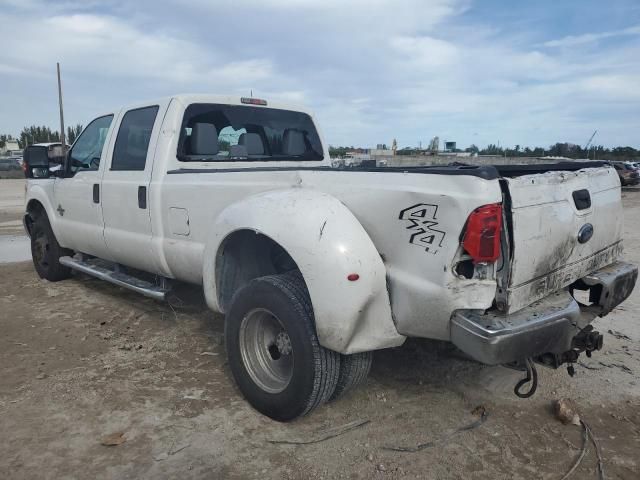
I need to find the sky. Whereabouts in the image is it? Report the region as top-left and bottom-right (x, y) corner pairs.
(1, 0), (639, 149)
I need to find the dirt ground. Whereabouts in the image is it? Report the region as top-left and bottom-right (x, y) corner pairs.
(1, 179), (639, 480)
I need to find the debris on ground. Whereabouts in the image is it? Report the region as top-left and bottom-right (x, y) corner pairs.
(554, 399), (581, 426)
(154, 443), (190, 461)
(559, 419), (588, 480)
(583, 421), (606, 480)
(607, 329), (631, 340)
(267, 419), (370, 445)
(599, 362), (633, 374)
(101, 431), (127, 446)
(552, 400), (606, 480)
(383, 405), (488, 453)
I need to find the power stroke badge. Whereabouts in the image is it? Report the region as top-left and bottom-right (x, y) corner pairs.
(398, 203), (446, 254)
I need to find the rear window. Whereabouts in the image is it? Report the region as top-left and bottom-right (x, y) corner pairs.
(177, 103), (323, 162)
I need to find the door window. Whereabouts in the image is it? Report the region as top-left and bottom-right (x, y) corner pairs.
(111, 106), (159, 171)
(68, 115), (113, 173)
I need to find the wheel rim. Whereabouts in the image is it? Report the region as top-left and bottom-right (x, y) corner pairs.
(33, 231), (50, 268)
(239, 308), (294, 394)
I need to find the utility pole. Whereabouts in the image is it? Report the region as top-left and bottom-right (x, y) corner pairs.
(584, 130), (597, 160)
(57, 62), (66, 148)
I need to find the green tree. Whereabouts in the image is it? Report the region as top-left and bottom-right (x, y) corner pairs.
(67, 124), (83, 144)
(19, 125), (60, 147)
(465, 144), (479, 154)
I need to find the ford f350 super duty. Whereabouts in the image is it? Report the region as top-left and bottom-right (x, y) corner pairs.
(22, 95), (637, 421)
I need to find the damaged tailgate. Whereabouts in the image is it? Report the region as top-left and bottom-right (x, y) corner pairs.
(503, 165), (623, 313)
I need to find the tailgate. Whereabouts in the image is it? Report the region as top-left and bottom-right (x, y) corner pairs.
(503, 166), (623, 313)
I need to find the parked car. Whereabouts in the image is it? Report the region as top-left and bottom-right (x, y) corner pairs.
(0, 157), (21, 171)
(22, 95), (637, 421)
(611, 161), (640, 186)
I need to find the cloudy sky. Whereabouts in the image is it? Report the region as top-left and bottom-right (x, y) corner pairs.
(1, 0), (639, 149)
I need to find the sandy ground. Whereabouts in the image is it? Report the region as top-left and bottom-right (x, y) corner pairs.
(0, 179), (639, 480)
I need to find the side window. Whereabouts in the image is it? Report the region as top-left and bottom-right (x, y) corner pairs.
(68, 115), (113, 172)
(111, 106), (159, 171)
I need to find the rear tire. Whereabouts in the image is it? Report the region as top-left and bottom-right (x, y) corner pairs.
(225, 273), (340, 421)
(30, 213), (72, 281)
(329, 351), (373, 401)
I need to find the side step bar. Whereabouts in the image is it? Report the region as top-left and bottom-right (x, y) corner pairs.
(59, 255), (170, 301)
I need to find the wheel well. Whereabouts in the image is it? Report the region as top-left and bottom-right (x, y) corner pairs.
(25, 199), (46, 234)
(26, 199), (46, 218)
(216, 230), (300, 312)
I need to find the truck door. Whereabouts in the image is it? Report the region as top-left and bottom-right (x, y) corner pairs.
(101, 103), (164, 273)
(53, 114), (115, 257)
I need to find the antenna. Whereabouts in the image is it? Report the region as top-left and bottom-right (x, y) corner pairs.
(250, 89), (253, 97)
(57, 62), (66, 148)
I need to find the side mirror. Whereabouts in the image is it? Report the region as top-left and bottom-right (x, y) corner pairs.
(23, 145), (50, 179)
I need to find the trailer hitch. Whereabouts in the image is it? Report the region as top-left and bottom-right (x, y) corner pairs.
(510, 326), (604, 397)
(535, 325), (604, 377)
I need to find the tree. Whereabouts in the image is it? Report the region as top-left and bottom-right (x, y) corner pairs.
(19, 125), (60, 147)
(329, 146), (350, 158)
(465, 144), (479, 154)
(67, 124), (83, 144)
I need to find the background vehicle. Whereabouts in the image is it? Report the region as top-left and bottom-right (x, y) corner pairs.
(611, 161), (640, 186)
(0, 157), (21, 171)
(22, 95), (637, 421)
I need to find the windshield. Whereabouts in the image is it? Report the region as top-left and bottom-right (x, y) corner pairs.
(177, 103), (323, 162)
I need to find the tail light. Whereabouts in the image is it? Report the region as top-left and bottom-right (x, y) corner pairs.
(462, 203), (503, 263)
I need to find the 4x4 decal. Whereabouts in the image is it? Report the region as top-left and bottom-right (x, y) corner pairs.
(399, 203), (446, 254)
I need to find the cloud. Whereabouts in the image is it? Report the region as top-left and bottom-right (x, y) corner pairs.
(543, 24), (640, 48)
(0, 0), (638, 148)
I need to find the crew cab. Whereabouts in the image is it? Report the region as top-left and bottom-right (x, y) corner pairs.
(22, 95), (637, 421)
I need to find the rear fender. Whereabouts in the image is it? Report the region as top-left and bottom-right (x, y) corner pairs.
(202, 188), (405, 354)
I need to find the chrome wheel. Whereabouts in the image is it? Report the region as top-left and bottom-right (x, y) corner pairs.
(239, 308), (294, 394)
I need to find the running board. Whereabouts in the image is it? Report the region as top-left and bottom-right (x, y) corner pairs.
(59, 256), (170, 301)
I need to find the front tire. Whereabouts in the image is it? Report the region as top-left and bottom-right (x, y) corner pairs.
(30, 213), (72, 281)
(225, 273), (340, 421)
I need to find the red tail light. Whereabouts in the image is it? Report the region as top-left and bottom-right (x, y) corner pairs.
(462, 203), (503, 263)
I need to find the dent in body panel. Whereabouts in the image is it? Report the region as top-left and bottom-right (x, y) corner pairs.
(199, 187), (404, 354)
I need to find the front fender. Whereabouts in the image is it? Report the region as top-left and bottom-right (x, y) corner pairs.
(203, 188), (405, 354)
(24, 180), (58, 234)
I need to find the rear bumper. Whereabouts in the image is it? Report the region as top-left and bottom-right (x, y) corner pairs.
(451, 261), (637, 365)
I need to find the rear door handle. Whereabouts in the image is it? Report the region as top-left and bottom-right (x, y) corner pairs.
(93, 184), (100, 204)
(138, 186), (147, 209)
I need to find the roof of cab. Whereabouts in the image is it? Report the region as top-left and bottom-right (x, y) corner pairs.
(170, 94), (313, 116)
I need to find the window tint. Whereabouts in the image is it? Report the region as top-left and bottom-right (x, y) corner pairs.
(69, 115), (113, 172)
(111, 106), (159, 171)
(177, 103), (323, 162)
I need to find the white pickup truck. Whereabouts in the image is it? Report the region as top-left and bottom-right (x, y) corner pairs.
(22, 95), (637, 421)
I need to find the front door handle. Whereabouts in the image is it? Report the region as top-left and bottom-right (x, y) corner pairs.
(93, 184), (100, 203)
(138, 186), (147, 209)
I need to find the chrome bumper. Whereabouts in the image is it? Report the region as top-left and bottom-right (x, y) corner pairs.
(451, 261), (637, 365)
